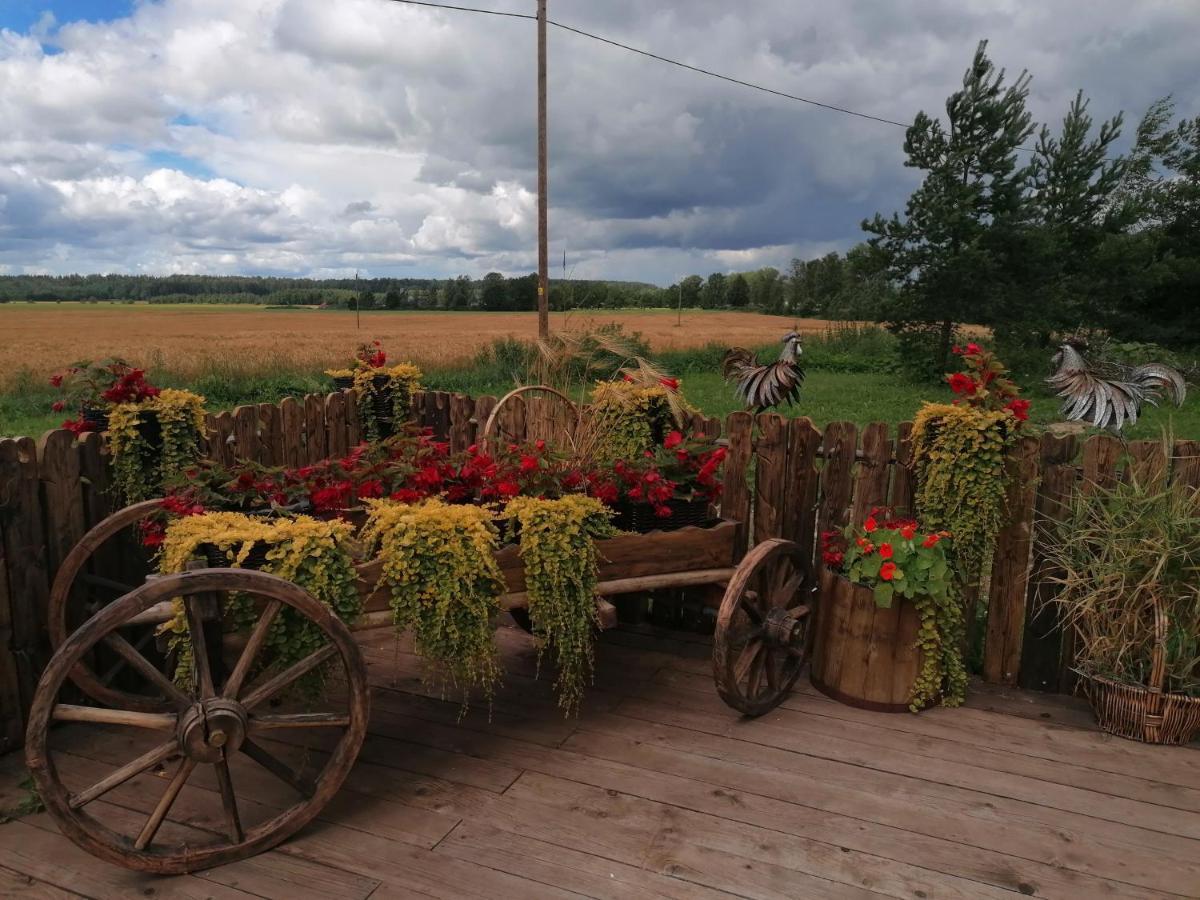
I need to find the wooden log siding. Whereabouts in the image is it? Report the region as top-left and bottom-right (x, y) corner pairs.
(5, 391), (1200, 752)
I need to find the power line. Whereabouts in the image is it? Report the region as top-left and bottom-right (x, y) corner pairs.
(381, 0), (913, 131)
(381, 0), (1038, 151)
(547, 20), (913, 131)
(383, 0), (533, 21)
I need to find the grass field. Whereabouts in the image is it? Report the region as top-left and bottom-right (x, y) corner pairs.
(2, 302), (1196, 441)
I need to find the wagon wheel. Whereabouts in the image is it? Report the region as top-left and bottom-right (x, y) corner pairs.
(26, 569), (369, 874)
(481, 385), (580, 451)
(48, 499), (166, 711)
(714, 539), (816, 717)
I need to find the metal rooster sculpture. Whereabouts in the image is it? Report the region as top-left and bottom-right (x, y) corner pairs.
(1047, 337), (1187, 434)
(722, 332), (805, 412)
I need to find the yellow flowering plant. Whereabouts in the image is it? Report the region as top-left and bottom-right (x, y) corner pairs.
(108, 389), (207, 503)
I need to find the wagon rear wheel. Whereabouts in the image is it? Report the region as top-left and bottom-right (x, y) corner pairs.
(714, 539), (816, 717)
(481, 385), (580, 451)
(26, 569), (368, 874)
(47, 499), (166, 711)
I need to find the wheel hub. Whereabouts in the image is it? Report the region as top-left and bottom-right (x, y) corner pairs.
(177, 698), (248, 762)
(763, 607), (802, 648)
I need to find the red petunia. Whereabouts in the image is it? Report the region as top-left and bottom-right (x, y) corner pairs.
(965, 342), (982, 355)
(663, 430), (684, 450)
(947, 372), (976, 395)
(1005, 397), (1031, 422)
(519, 454), (539, 473)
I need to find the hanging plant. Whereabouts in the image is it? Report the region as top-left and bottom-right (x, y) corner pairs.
(108, 389), (207, 503)
(156, 512), (361, 697)
(503, 495), (617, 715)
(326, 341), (422, 441)
(362, 498), (505, 706)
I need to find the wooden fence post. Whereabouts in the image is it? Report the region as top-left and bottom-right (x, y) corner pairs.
(304, 394), (327, 464)
(721, 412), (753, 559)
(849, 422), (891, 526)
(816, 421), (858, 542)
(325, 392), (349, 460)
(783, 418), (821, 570)
(752, 414), (788, 544)
(1019, 433), (1080, 692)
(233, 405), (260, 463)
(982, 435), (1040, 684)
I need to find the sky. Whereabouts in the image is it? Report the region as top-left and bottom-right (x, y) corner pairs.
(0, 1), (1198, 285)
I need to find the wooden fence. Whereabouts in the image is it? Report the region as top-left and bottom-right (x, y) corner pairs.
(2, 389), (1199, 753)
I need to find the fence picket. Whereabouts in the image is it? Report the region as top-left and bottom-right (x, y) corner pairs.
(304, 393), (327, 463)
(721, 412), (753, 558)
(784, 417), (822, 570)
(752, 414), (788, 543)
(849, 422), (891, 525)
(816, 421), (858, 541)
(279, 397), (304, 468)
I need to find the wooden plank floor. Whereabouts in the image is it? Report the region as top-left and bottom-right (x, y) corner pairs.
(1, 620), (1198, 899)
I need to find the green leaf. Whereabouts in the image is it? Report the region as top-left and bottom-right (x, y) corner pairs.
(873, 582), (895, 609)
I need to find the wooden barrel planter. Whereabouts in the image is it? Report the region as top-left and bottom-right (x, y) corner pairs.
(811, 567), (922, 712)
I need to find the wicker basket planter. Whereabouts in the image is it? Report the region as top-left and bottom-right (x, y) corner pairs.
(80, 405), (109, 433)
(1080, 597), (1200, 745)
(199, 541), (272, 571)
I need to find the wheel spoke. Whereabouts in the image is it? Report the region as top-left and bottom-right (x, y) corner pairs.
(746, 646), (767, 698)
(69, 740), (178, 809)
(223, 600), (282, 700)
(214, 754), (244, 843)
(134, 757), (196, 850)
(102, 632), (191, 709)
(733, 639), (764, 685)
(183, 597), (216, 699)
(79, 572), (139, 596)
(53, 704), (176, 730)
(249, 712), (351, 732)
(738, 594), (763, 624)
(99, 628), (155, 688)
(241, 644), (337, 710)
(765, 650), (780, 692)
(772, 573), (805, 609)
(240, 739), (316, 797)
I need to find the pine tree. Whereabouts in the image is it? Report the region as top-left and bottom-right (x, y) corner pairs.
(863, 40), (1034, 370)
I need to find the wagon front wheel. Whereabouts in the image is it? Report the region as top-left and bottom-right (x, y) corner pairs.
(26, 569), (369, 874)
(714, 539), (816, 717)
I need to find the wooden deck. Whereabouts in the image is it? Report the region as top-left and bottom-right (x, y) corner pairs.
(1, 621), (1198, 899)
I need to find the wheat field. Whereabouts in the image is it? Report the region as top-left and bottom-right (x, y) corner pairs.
(0, 303), (830, 386)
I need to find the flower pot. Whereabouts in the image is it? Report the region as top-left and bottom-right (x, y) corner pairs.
(332, 375), (355, 391)
(1082, 674), (1200, 745)
(80, 405), (109, 433)
(810, 568), (924, 712)
(199, 541), (272, 571)
(613, 497), (712, 534)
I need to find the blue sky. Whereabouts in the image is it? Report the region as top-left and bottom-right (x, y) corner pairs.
(1, 0), (1199, 281)
(0, 0), (131, 32)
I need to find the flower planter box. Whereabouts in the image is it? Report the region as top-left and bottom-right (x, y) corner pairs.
(810, 568), (924, 712)
(613, 497), (712, 534)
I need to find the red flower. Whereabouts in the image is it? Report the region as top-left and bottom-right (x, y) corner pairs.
(390, 488), (423, 504)
(922, 534), (941, 549)
(880, 561), (897, 581)
(61, 418), (87, 435)
(49, 373), (64, 388)
(496, 480), (520, 498)
(878, 543), (893, 560)
(822, 550), (845, 568)
(863, 516), (878, 533)
(947, 373), (976, 395)
(1005, 398), (1031, 422)
(965, 342), (982, 355)
(356, 480), (384, 500)
(951, 345), (963, 355)
(663, 430), (684, 450)
(519, 454), (539, 473)
(51, 400), (65, 412)
(654, 505), (673, 518)
(900, 523), (917, 540)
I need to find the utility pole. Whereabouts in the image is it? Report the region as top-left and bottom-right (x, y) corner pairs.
(355, 270), (360, 330)
(536, 0), (549, 340)
(676, 281), (683, 327)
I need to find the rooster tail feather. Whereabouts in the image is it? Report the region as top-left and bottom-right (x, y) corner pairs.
(1131, 363), (1187, 407)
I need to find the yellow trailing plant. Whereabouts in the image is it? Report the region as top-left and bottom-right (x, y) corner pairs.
(909, 401), (1018, 708)
(503, 495), (617, 715)
(157, 512), (361, 696)
(108, 389), (206, 503)
(362, 498), (505, 706)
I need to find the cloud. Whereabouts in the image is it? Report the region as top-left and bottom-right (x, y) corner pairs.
(0, 0), (1197, 283)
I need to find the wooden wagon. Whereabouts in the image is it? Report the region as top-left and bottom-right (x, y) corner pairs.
(24, 393), (818, 873)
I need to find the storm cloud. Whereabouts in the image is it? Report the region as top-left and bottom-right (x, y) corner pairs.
(0, 0), (1197, 282)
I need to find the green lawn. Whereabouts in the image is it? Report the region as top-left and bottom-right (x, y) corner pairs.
(4, 367), (1195, 442)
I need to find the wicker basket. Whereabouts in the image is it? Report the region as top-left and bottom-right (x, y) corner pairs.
(1081, 595), (1200, 745)
(199, 541), (272, 571)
